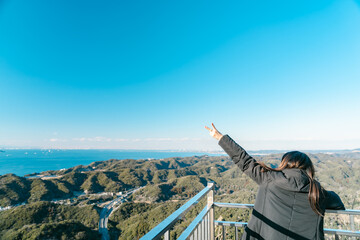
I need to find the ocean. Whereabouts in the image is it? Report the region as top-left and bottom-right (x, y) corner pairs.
(0, 149), (223, 176)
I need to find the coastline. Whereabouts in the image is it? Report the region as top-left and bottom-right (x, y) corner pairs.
(0, 149), (225, 176)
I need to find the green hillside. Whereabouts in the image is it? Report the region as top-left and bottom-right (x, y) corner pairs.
(0, 201), (100, 240)
(0, 153), (359, 239)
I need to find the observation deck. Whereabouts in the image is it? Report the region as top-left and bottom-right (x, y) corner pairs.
(141, 182), (360, 240)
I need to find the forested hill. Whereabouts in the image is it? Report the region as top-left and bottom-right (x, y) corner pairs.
(0, 152), (359, 239)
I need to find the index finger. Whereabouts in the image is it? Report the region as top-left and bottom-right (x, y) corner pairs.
(205, 126), (212, 131)
(211, 123), (218, 131)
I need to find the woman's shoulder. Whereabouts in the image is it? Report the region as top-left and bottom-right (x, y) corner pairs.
(268, 168), (310, 192)
(267, 168), (307, 180)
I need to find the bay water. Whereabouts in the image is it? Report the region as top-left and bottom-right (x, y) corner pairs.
(0, 149), (222, 176)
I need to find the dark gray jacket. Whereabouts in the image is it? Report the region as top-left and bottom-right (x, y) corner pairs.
(219, 135), (345, 240)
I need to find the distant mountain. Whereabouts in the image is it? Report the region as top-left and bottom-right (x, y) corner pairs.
(0, 156), (224, 207)
(1, 152), (360, 208)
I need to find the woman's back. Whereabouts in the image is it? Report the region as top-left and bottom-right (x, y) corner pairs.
(217, 134), (345, 240)
(250, 168), (321, 239)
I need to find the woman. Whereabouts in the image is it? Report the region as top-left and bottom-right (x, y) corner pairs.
(205, 123), (345, 240)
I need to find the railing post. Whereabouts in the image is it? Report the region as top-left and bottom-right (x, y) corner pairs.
(350, 215), (355, 240)
(164, 230), (170, 240)
(207, 182), (215, 240)
(222, 225), (225, 240)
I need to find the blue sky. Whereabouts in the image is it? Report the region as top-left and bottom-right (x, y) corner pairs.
(1, 0), (360, 150)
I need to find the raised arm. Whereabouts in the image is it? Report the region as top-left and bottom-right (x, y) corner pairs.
(205, 124), (276, 185)
(218, 134), (275, 185)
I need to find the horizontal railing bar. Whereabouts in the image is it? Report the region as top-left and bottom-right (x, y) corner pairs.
(326, 209), (360, 215)
(178, 205), (212, 240)
(215, 220), (360, 237)
(214, 202), (254, 209)
(214, 202), (360, 215)
(215, 220), (248, 227)
(140, 186), (213, 240)
(324, 228), (360, 237)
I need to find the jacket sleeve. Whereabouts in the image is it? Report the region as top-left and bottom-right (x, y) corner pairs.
(219, 134), (276, 185)
(324, 190), (345, 210)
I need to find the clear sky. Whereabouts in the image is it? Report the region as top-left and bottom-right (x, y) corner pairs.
(1, 0), (360, 150)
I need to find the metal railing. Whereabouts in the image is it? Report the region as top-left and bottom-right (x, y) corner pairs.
(140, 182), (215, 240)
(213, 202), (360, 240)
(141, 183), (360, 240)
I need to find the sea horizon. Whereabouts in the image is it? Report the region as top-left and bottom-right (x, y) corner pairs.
(1, 148), (359, 177)
(0, 149), (226, 177)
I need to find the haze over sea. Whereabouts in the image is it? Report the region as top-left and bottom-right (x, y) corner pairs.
(0, 150), (224, 176)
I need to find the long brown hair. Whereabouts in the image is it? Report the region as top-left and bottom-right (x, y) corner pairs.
(258, 151), (324, 216)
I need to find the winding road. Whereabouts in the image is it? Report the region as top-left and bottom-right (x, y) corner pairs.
(99, 187), (143, 240)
